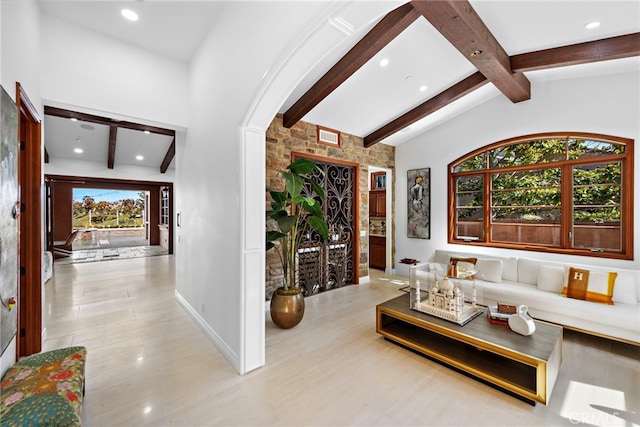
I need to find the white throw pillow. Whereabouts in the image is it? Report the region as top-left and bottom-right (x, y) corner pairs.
(518, 258), (540, 285)
(611, 271), (638, 305)
(537, 265), (566, 293)
(475, 259), (503, 283)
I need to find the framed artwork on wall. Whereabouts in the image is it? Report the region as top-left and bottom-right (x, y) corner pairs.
(407, 167), (430, 239)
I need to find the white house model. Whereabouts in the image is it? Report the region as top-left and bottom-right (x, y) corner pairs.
(412, 276), (482, 326)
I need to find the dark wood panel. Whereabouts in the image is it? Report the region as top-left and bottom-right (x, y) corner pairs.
(511, 33), (640, 72)
(411, 0), (530, 103)
(369, 191), (386, 217)
(369, 236), (386, 269)
(17, 82), (43, 357)
(51, 183), (73, 242)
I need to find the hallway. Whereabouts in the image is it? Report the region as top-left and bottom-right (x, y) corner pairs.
(44, 256), (639, 426)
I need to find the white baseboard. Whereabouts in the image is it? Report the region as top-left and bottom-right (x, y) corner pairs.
(174, 290), (239, 373)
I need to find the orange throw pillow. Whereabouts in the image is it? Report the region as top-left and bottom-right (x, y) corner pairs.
(562, 267), (617, 305)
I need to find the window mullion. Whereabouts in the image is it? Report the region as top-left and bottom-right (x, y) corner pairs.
(484, 170), (491, 242)
(561, 164), (573, 248)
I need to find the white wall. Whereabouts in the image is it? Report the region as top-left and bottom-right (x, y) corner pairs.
(0, 0), (42, 376)
(175, 1), (400, 373)
(175, 1), (331, 374)
(395, 70), (640, 271)
(1, 0), (41, 108)
(40, 14), (189, 129)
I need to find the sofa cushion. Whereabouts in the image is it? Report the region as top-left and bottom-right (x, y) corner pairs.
(433, 250), (517, 282)
(537, 265), (565, 293)
(518, 258), (540, 285)
(475, 259), (502, 283)
(501, 257), (519, 283)
(563, 268), (616, 305)
(612, 271), (638, 305)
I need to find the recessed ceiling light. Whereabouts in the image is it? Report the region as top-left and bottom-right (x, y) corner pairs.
(419, 85), (428, 92)
(70, 118), (78, 122)
(379, 58), (389, 67)
(143, 130), (150, 135)
(121, 9), (139, 22)
(585, 21), (600, 30)
(74, 148), (83, 154)
(136, 155), (144, 161)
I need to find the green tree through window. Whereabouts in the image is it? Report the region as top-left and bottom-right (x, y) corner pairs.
(448, 133), (633, 259)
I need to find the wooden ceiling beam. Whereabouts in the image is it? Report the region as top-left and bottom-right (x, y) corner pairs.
(282, 2), (421, 128)
(411, 0), (530, 103)
(44, 106), (175, 136)
(364, 72), (488, 147)
(160, 138), (175, 174)
(107, 125), (117, 169)
(511, 32), (640, 72)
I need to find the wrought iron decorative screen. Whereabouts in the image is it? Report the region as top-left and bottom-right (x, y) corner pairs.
(297, 160), (355, 296)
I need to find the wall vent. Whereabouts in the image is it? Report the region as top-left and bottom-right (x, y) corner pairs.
(317, 126), (341, 147)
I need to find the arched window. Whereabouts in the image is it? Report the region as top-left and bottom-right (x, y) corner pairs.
(448, 132), (634, 259)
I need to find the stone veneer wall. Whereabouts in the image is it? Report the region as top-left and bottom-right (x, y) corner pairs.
(265, 114), (395, 299)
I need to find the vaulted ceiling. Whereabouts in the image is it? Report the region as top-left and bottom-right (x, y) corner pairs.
(41, 1), (640, 171)
(282, 1), (639, 147)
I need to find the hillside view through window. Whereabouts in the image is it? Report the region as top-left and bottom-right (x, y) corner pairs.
(72, 189), (146, 229)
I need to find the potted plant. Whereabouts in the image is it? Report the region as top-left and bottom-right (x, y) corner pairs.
(266, 158), (329, 328)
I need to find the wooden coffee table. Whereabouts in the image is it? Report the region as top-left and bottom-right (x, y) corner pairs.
(376, 294), (562, 405)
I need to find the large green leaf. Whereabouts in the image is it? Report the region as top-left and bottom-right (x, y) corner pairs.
(276, 214), (298, 233)
(308, 180), (326, 201)
(268, 209), (288, 220)
(266, 158), (330, 276)
(282, 172), (304, 198)
(300, 198), (322, 217)
(269, 190), (287, 203)
(291, 195), (307, 205)
(288, 158), (317, 174)
(307, 216), (329, 240)
(266, 230), (287, 243)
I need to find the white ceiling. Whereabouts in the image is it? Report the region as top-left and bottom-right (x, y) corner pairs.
(39, 0), (224, 62)
(43, 114), (176, 169)
(39, 0), (640, 169)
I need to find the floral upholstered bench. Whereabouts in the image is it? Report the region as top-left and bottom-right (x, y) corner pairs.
(0, 346), (87, 426)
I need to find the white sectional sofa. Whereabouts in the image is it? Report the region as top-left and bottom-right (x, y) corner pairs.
(409, 249), (640, 345)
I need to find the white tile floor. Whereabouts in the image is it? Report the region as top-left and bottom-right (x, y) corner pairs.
(44, 256), (639, 426)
